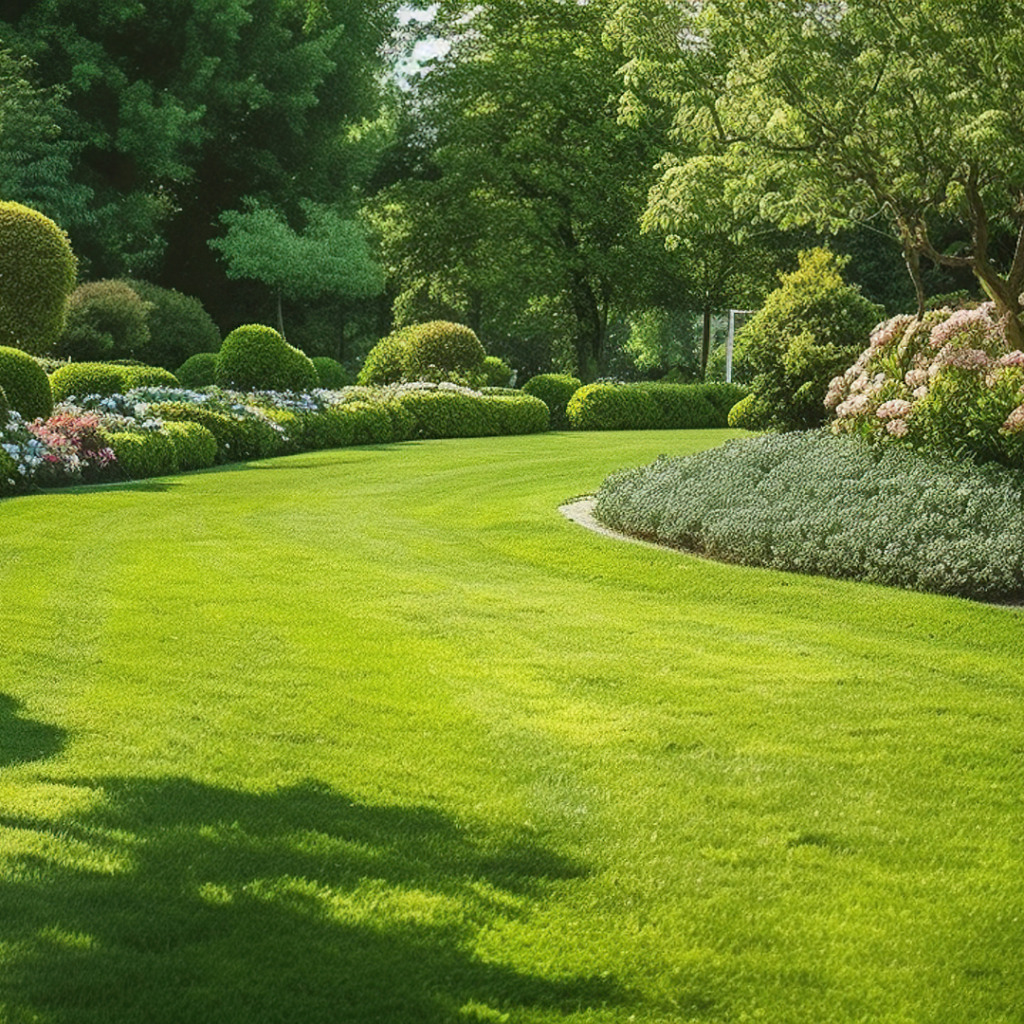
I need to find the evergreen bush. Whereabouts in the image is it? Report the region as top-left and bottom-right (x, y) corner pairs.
(215, 324), (318, 393)
(566, 382), (744, 431)
(522, 373), (581, 429)
(162, 421), (218, 471)
(359, 321), (487, 385)
(176, 352), (219, 388)
(128, 280), (221, 371)
(481, 355), (513, 387)
(311, 356), (351, 389)
(0, 346), (54, 419)
(56, 280), (151, 362)
(0, 200), (77, 356)
(736, 248), (883, 431)
(105, 430), (179, 479)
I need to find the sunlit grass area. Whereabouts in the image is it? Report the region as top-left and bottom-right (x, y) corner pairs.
(2, 429), (1022, 1024)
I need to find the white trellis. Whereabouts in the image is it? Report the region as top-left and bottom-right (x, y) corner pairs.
(725, 309), (755, 383)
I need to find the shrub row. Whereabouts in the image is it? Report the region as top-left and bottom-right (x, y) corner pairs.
(593, 430), (1024, 602)
(50, 362), (180, 402)
(566, 382), (746, 431)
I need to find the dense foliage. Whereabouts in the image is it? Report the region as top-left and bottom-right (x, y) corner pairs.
(566, 382), (745, 431)
(594, 430), (1024, 602)
(55, 280), (151, 362)
(521, 373), (582, 429)
(49, 362), (179, 403)
(358, 321), (487, 386)
(827, 302), (1024, 468)
(0, 346), (54, 420)
(0, 200), (76, 355)
(730, 249), (883, 431)
(128, 280), (221, 371)
(215, 325), (319, 394)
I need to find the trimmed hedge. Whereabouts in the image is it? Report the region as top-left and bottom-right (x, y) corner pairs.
(0, 201), (77, 356)
(394, 386), (548, 439)
(162, 421), (218, 471)
(105, 430), (179, 479)
(50, 362), (179, 402)
(359, 321), (487, 386)
(0, 384), (8, 421)
(216, 324), (318, 393)
(149, 401), (285, 463)
(0, 346), (54, 419)
(522, 373), (582, 429)
(56, 279), (151, 362)
(566, 382), (746, 431)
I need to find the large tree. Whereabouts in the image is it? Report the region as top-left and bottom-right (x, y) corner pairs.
(610, 0), (1024, 344)
(369, 0), (685, 379)
(0, 0), (396, 330)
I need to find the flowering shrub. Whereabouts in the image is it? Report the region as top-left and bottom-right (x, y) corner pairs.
(1, 409), (116, 493)
(826, 303), (1024, 466)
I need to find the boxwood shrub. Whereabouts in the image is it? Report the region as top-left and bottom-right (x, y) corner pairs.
(175, 352), (219, 388)
(162, 421), (218, 471)
(216, 324), (318, 393)
(522, 373), (581, 429)
(393, 384), (548, 439)
(105, 430), (179, 479)
(311, 356), (350, 389)
(0, 346), (54, 419)
(567, 382), (746, 431)
(149, 402), (283, 463)
(50, 362), (179, 402)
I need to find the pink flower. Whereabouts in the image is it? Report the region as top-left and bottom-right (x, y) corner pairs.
(886, 418), (909, 436)
(877, 399), (912, 420)
(997, 350), (1024, 367)
(1001, 404), (1024, 434)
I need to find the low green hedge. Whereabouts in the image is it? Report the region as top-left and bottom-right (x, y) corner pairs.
(393, 387), (548, 440)
(50, 362), (179, 402)
(162, 421), (218, 471)
(566, 382), (747, 431)
(0, 347), (52, 419)
(149, 402), (284, 462)
(105, 430), (179, 479)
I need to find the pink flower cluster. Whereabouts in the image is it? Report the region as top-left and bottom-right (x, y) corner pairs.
(827, 301), (1024, 464)
(27, 412), (117, 482)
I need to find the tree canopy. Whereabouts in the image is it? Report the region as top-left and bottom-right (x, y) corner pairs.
(611, 0), (1024, 343)
(0, 0), (397, 329)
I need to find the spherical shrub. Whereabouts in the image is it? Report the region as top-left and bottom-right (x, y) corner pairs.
(127, 280), (221, 371)
(0, 346), (54, 419)
(162, 421), (218, 471)
(402, 321), (486, 380)
(55, 280), (151, 362)
(215, 324), (319, 393)
(50, 362), (129, 402)
(358, 329), (410, 385)
(176, 351), (219, 388)
(311, 356), (350, 389)
(522, 373), (581, 429)
(0, 200), (77, 355)
(481, 355), (513, 387)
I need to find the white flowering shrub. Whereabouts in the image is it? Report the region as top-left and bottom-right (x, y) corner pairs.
(593, 431), (1024, 602)
(826, 303), (1024, 467)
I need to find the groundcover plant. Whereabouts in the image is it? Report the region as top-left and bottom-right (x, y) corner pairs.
(1, 429), (1022, 1024)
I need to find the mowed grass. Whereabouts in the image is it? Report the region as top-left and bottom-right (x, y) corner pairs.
(1, 429), (1022, 1024)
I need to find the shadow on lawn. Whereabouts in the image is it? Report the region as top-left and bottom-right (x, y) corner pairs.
(0, 694), (66, 767)
(0, 775), (624, 1023)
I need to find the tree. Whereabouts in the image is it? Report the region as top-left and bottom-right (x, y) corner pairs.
(0, 0), (398, 328)
(610, 0), (1024, 346)
(209, 199), (384, 339)
(368, 0), (683, 380)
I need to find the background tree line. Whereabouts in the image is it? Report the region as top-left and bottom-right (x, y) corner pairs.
(1, 0), (998, 381)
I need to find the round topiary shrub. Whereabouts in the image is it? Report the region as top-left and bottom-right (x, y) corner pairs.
(311, 356), (350, 389)
(128, 280), (221, 371)
(0, 201), (77, 356)
(0, 346), (54, 419)
(55, 280), (151, 362)
(176, 351), (219, 388)
(162, 421), (218, 471)
(50, 362), (128, 402)
(481, 355), (513, 387)
(105, 430), (179, 479)
(215, 324), (319, 393)
(522, 373), (582, 429)
(121, 365), (180, 390)
(358, 328), (411, 385)
(402, 321), (486, 381)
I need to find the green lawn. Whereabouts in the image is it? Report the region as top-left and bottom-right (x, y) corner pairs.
(1, 429), (1022, 1024)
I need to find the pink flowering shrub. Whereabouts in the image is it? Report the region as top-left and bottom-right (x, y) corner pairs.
(826, 302), (1024, 466)
(27, 411), (117, 484)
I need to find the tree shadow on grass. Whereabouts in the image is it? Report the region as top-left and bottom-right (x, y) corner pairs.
(0, 694), (67, 767)
(0, 775), (626, 1024)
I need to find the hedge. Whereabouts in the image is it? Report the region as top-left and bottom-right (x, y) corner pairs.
(566, 382), (747, 431)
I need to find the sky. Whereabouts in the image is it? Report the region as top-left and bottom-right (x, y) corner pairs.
(397, 4), (450, 65)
